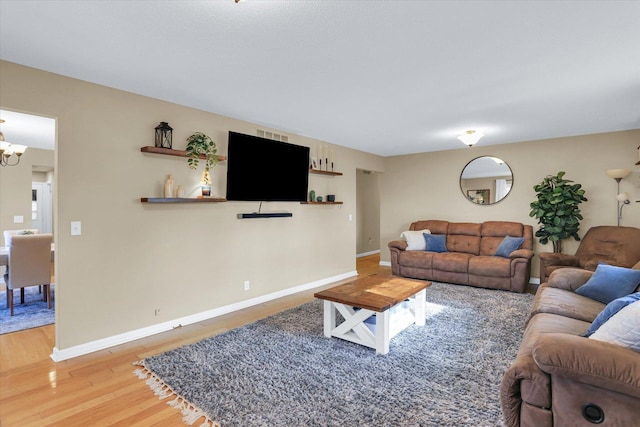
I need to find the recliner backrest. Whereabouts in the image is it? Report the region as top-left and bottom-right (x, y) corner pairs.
(575, 226), (640, 269)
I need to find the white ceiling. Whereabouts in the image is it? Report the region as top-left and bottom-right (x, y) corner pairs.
(1, 1), (639, 156)
(0, 109), (55, 150)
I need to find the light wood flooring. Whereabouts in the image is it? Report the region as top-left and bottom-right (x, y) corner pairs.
(0, 254), (389, 426)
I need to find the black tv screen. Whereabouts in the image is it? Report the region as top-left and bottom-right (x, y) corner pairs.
(226, 131), (310, 202)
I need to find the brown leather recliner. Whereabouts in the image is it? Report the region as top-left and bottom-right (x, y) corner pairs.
(538, 226), (640, 283)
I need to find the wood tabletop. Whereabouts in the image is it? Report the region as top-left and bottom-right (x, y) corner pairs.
(314, 274), (431, 312)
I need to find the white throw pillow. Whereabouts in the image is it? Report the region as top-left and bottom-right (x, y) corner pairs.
(589, 300), (640, 352)
(400, 229), (431, 251)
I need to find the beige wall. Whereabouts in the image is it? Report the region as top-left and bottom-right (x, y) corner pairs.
(380, 130), (640, 277)
(356, 170), (381, 255)
(0, 61), (384, 351)
(2, 58), (638, 354)
(0, 147), (54, 245)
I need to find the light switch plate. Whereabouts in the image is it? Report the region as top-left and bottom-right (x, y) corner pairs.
(71, 221), (82, 236)
(13, 215), (24, 224)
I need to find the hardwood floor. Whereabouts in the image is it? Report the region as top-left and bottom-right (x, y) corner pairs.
(0, 254), (389, 426)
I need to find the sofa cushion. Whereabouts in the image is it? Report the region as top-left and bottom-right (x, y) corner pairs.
(469, 256), (511, 278)
(432, 252), (473, 273)
(495, 235), (525, 258)
(447, 234), (481, 255)
(482, 221), (524, 238)
(585, 292), (640, 337)
(529, 285), (605, 324)
(424, 233), (447, 252)
(411, 220), (448, 234)
(589, 301), (640, 351)
(397, 250), (435, 269)
(400, 229), (431, 251)
(520, 313), (591, 358)
(548, 268), (594, 292)
(575, 263), (640, 304)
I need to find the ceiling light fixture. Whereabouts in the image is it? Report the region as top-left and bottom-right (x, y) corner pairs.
(457, 130), (484, 147)
(0, 119), (28, 167)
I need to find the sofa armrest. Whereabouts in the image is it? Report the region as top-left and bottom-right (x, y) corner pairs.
(388, 240), (408, 251)
(547, 268), (593, 291)
(538, 252), (580, 267)
(509, 248), (534, 260)
(533, 333), (640, 399)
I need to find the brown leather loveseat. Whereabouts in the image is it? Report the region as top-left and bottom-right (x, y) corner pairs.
(501, 265), (640, 427)
(388, 220), (534, 293)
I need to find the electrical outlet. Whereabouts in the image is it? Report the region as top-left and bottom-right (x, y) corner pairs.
(244, 280), (250, 291)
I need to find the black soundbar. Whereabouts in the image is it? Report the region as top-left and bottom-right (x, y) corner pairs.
(237, 212), (293, 219)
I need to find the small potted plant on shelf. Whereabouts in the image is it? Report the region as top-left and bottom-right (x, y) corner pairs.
(185, 132), (217, 196)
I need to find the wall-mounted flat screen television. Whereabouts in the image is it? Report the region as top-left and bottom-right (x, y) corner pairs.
(226, 131), (310, 202)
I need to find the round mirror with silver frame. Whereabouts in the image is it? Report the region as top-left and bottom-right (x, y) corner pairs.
(460, 156), (513, 205)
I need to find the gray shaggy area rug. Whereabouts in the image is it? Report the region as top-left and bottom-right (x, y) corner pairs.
(134, 282), (534, 427)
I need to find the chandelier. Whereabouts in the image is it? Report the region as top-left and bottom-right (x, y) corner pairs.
(0, 119), (28, 167)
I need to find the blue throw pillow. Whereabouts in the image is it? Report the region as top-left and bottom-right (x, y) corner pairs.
(584, 292), (640, 337)
(423, 233), (447, 253)
(575, 263), (640, 304)
(494, 235), (525, 258)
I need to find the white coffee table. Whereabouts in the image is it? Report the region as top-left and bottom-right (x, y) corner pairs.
(314, 275), (430, 355)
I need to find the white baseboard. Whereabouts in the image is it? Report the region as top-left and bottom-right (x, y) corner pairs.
(356, 250), (380, 258)
(379, 261), (391, 267)
(51, 270), (358, 362)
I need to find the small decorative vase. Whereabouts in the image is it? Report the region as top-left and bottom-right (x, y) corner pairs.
(309, 190), (316, 202)
(316, 196), (323, 202)
(164, 174), (174, 198)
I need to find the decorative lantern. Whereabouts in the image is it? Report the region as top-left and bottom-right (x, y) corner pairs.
(154, 122), (173, 149)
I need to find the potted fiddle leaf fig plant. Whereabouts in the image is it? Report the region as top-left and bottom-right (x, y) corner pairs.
(529, 171), (588, 253)
(185, 132), (217, 196)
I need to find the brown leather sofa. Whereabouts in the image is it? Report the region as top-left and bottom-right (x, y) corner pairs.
(388, 220), (534, 293)
(501, 265), (640, 427)
(539, 225), (640, 283)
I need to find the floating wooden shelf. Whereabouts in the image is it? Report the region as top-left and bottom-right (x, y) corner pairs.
(309, 169), (342, 176)
(141, 146), (227, 161)
(300, 201), (343, 205)
(141, 197), (227, 203)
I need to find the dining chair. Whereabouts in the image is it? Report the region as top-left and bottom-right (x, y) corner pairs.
(3, 228), (42, 296)
(3, 228), (39, 246)
(4, 233), (53, 316)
